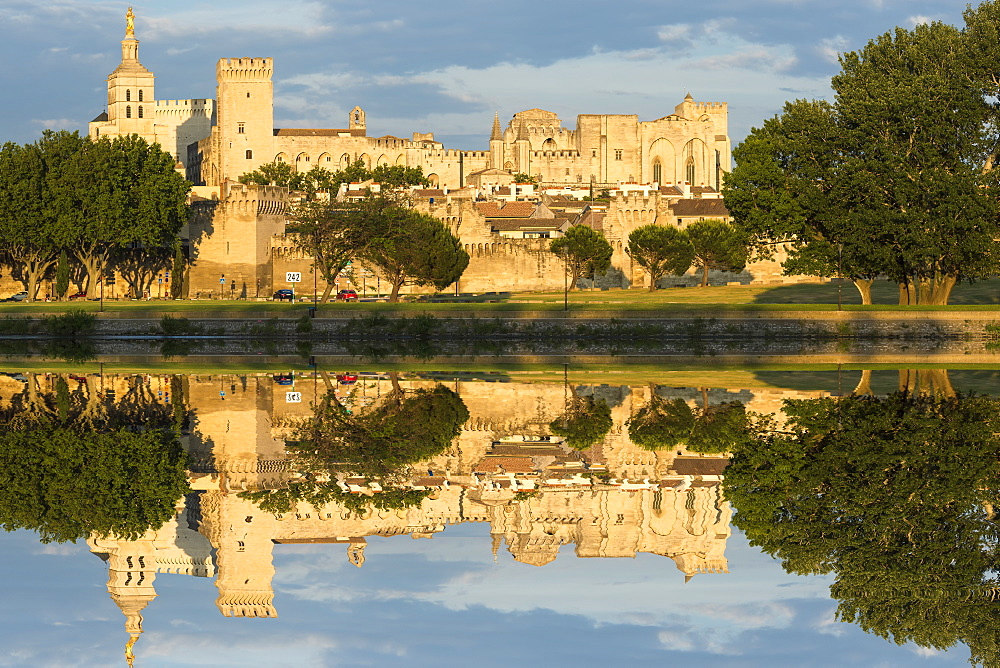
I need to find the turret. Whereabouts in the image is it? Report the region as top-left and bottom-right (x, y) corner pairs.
(103, 7), (155, 136)
(489, 111), (505, 170)
(214, 57), (275, 183)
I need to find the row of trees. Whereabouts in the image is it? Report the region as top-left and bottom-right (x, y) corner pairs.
(550, 219), (748, 290)
(239, 159), (430, 200)
(0, 131), (190, 301)
(723, 2), (1000, 305)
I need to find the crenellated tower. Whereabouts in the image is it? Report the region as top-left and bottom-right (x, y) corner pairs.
(214, 58), (275, 184)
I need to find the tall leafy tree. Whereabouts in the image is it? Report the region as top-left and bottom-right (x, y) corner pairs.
(686, 219), (748, 288)
(242, 378), (469, 515)
(625, 224), (694, 290)
(0, 132), (82, 300)
(725, 384), (1000, 666)
(54, 250), (70, 300)
(724, 14), (1000, 305)
(549, 224), (613, 290)
(52, 135), (189, 298)
(287, 196), (403, 303)
(362, 208), (469, 302)
(550, 395), (613, 450)
(0, 374), (189, 543)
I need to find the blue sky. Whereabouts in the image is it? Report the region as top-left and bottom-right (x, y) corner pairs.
(0, 0), (976, 150)
(0, 525), (972, 667)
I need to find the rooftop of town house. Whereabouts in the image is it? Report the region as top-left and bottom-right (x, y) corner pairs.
(671, 456), (730, 476)
(669, 198), (730, 217)
(273, 128), (366, 137)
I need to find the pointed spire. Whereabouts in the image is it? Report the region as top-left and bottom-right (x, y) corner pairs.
(684, 91), (694, 101)
(491, 533), (502, 562)
(516, 121), (529, 142)
(490, 112), (502, 141)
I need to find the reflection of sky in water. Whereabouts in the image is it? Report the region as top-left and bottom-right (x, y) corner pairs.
(0, 524), (965, 667)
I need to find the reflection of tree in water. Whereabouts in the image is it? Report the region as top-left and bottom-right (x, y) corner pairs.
(628, 386), (750, 453)
(725, 370), (1000, 666)
(243, 372), (469, 515)
(549, 394), (612, 450)
(0, 373), (188, 543)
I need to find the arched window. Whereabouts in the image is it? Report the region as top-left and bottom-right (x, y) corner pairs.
(246, 150), (253, 159)
(126, 90), (131, 102)
(125, 105), (132, 118)
(652, 160), (662, 184)
(137, 106), (143, 118)
(685, 157), (695, 185)
(138, 90), (144, 102)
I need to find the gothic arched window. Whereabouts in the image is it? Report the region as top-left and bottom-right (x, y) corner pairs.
(652, 160), (662, 184)
(138, 90), (143, 102)
(126, 90), (131, 102)
(137, 106), (143, 118)
(125, 105), (132, 118)
(685, 157), (695, 185)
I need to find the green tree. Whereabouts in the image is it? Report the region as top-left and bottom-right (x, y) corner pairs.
(0, 132), (83, 301)
(362, 208), (469, 302)
(114, 243), (173, 299)
(625, 224), (694, 290)
(238, 161), (300, 189)
(242, 379), (469, 515)
(54, 249), (70, 300)
(628, 392), (694, 450)
(512, 173), (538, 185)
(725, 385), (1000, 666)
(0, 374), (188, 543)
(686, 219), (748, 287)
(51, 135), (190, 298)
(287, 196), (402, 303)
(549, 224), (613, 290)
(170, 244), (186, 299)
(723, 15), (1000, 305)
(550, 395), (613, 450)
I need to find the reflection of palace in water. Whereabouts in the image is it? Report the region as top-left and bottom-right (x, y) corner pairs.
(0, 373), (828, 648)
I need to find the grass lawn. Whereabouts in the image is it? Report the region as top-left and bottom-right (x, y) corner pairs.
(0, 279), (997, 314)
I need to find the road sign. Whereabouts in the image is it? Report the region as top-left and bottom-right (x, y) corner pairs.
(286, 272), (302, 283)
(285, 391), (302, 403)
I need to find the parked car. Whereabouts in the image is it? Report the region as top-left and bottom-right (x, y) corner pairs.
(336, 289), (358, 302)
(336, 373), (358, 385)
(272, 374), (294, 386)
(67, 291), (88, 300)
(1, 291), (28, 302)
(273, 289), (294, 301)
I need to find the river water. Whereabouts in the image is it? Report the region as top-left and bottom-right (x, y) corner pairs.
(0, 361), (996, 667)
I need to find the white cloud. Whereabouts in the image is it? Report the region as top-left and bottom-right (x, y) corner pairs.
(907, 14), (933, 27)
(30, 118), (79, 130)
(818, 35), (850, 64)
(142, 2), (334, 39)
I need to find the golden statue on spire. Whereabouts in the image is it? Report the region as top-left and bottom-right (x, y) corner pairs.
(125, 7), (135, 37)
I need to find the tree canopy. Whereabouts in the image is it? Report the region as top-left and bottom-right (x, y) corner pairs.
(549, 224), (613, 290)
(686, 219), (748, 287)
(723, 9), (1000, 305)
(0, 374), (189, 543)
(0, 132), (189, 300)
(242, 379), (469, 515)
(239, 159), (429, 198)
(625, 224), (694, 290)
(360, 208), (469, 301)
(725, 386), (1000, 666)
(549, 395), (613, 450)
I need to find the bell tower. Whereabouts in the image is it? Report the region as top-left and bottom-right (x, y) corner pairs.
(104, 7), (156, 139)
(214, 57), (274, 183)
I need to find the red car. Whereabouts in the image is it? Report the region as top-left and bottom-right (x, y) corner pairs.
(336, 374), (358, 385)
(336, 289), (358, 302)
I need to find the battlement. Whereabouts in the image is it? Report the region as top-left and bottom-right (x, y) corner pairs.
(694, 102), (727, 113)
(216, 58), (273, 81)
(156, 98), (213, 108)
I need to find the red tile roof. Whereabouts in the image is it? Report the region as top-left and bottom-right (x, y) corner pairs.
(475, 201), (538, 218)
(474, 457), (537, 474)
